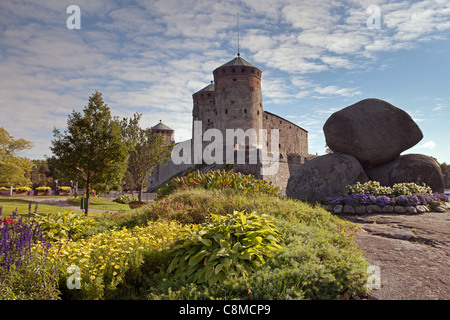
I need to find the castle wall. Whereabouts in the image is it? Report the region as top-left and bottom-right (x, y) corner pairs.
(262, 111), (308, 163)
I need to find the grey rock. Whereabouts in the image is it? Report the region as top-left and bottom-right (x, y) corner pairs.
(286, 152), (368, 202)
(323, 98), (423, 167)
(343, 204), (355, 214)
(355, 205), (367, 215)
(381, 205), (394, 213)
(405, 206), (418, 214)
(415, 205), (429, 214)
(394, 206), (406, 213)
(434, 206), (446, 213)
(367, 204), (381, 214)
(366, 154), (444, 193)
(333, 204), (343, 214)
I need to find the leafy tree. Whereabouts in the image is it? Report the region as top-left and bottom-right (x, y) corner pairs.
(49, 91), (129, 215)
(440, 162), (450, 189)
(121, 113), (172, 201)
(0, 128), (34, 187)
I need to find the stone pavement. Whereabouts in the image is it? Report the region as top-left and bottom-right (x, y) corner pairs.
(341, 210), (450, 300)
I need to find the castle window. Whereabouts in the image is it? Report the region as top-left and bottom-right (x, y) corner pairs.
(222, 69), (226, 74)
(241, 68), (245, 73)
(207, 119), (210, 123)
(225, 109), (228, 114)
(231, 101), (235, 105)
(279, 144), (281, 148)
(257, 110), (260, 115)
(208, 93), (211, 97)
(233, 78), (236, 81)
(280, 120), (282, 124)
(232, 68), (236, 73)
(244, 109), (247, 113)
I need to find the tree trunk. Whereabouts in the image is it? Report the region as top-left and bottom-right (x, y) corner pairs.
(138, 180), (144, 201)
(85, 175), (90, 216)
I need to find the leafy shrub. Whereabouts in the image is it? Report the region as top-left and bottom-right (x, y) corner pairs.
(34, 211), (98, 242)
(13, 186), (32, 193)
(114, 194), (138, 204)
(346, 181), (432, 197)
(167, 211), (282, 286)
(157, 169), (279, 198)
(146, 193), (369, 300)
(47, 220), (185, 300)
(35, 186), (51, 192)
(0, 214), (59, 299)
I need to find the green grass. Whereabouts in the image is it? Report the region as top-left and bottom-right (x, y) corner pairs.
(0, 196), (132, 218)
(97, 188), (371, 300)
(0, 198), (73, 217)
(67, 196), (133, 211)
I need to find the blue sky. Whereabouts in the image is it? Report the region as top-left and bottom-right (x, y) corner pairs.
(0, 0), (449, 164)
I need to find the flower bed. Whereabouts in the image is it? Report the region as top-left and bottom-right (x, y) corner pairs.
(322, 181), (449, 215)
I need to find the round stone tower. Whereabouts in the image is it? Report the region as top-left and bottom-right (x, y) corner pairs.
(192, 81), (215, 144)
(212, 54), (263, 149)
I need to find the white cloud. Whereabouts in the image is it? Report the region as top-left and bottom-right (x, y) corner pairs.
(1, 0), (450, 161)
(419, 140), (437, 150)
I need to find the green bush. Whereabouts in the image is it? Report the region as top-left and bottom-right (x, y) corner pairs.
(346, 181), (432, 197)
(167, 211), (282, 286)
(35, 186), (51, 192)
(144, 189), (369, 300)
(114, 194), (138, 204)
(34, 211), (98, 242)
(157, 169), (279, 198)
(13, 186), (32, 193)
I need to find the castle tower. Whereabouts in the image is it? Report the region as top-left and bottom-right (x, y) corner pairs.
(151, 120), (175, 145)
(212, 54), (263, 151)
(192, 81), (215, 149)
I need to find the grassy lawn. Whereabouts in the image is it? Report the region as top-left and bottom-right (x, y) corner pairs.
(67, 196), (132, 211)
(0, 196), (132, 217)
(0, 197), (74, 217)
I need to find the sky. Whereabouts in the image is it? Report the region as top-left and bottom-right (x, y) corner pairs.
(0, 0), (449, 164)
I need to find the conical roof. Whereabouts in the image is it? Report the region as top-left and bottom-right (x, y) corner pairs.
(217, 55), (258, 69)
(195, 81), (215, 94)
(152, 120), (173, 131)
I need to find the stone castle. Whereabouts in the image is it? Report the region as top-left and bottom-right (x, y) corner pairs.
(148, 54), (309, 194)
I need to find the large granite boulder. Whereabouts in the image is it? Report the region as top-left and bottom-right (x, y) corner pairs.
(366, 154), (444, 193)
(286, 152), (369, 201)
(323, 98), (423, 168)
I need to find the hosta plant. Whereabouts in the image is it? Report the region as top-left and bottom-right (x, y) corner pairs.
(167, 210), (282, 286)
(34, 211), (97, 242)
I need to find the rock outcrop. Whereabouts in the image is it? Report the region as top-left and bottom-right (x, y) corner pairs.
(323, 98), (423, 168)
(366, 153), (445, 193)
(286, 152), (368, 201)
(286, 98), (444, 201)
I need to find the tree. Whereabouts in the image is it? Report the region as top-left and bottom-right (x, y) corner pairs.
(49, 91), (129, 215)
(121, 113), (172, 201)
(440, 162), (450, 189)
(0, 128), (34, 187)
